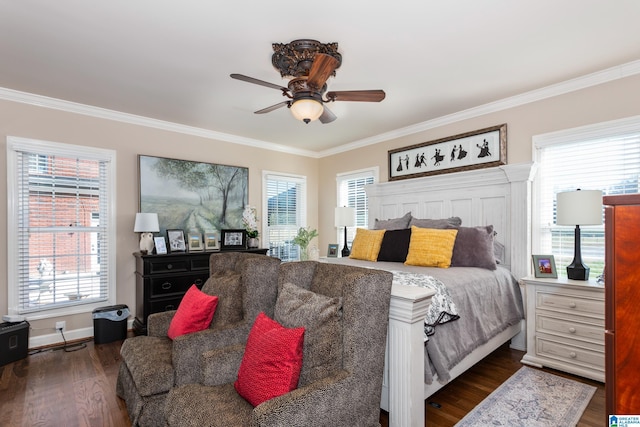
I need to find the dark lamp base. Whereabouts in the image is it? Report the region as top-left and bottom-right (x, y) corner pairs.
(567, 264), (590, 281)
(341, 246), (351, 257)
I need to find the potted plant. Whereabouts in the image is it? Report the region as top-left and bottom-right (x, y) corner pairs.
(293, 226), (318, 260)
(242, 205), (259, 248)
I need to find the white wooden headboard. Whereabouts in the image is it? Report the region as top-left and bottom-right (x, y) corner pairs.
(365, 163), (536, 280)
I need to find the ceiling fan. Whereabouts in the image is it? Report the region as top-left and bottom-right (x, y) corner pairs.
(230, 39), (385, 124)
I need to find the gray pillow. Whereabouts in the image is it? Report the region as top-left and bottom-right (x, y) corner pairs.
(374, 211), (411, 230)
(274, 282), (343, 387)
(202, 271), (243, 327)
(450, 225), (497, 270)
(409, 216), (462, 229)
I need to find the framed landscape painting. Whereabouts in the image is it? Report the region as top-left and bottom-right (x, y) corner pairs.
(139, 155), (248, 237)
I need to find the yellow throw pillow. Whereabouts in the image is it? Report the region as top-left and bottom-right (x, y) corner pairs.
(349, 228), (386, 261)
(405, 226), (459, 268)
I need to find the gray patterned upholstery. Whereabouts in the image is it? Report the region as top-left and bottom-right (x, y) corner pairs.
(116, 252), (281, 427)
(164, 261), (393, 427)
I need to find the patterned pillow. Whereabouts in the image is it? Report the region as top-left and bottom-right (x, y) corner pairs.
(405, 226), (459, 268)
(451, 225), (497, 270)
(201, 271), (243, 327)
(373, 211), (411, 230)
(234, 312), (305, 407)
(377, 228), (412, 262)
(274, 282), (343, 387)
(167, 285), (218, 339)
(349, 228), (386, 261)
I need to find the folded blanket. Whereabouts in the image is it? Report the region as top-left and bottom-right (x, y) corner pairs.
(390, 271), (459, 341)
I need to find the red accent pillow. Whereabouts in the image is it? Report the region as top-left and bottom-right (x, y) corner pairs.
(167, 285), (219, 340)
(234, 312), (305, 407)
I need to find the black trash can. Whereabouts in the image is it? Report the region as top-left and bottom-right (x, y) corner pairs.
(92, 304), (129, 344)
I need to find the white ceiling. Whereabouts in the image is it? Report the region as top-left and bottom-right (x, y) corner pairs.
(1, 1), (639, 156)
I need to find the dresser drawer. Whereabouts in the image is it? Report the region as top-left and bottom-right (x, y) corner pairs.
(147, 258), (190, 274)
(536, 312), (604, 343)
(149, 296), (183, 313)
(536, 290), (604, 318)
(536, 335), (604, 372)
(149, 274), (208, 297)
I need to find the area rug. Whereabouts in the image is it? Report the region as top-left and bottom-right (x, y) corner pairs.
(455, 366), (596, 427)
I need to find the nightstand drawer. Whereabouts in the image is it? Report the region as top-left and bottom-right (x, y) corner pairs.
(536, 312), (604, 343)
(536, 335), (604, 371)
(536, 290), (604, 317)
(149, 274), (207, 297)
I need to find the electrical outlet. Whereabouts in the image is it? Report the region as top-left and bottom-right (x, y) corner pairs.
(55, 321), (66, 331)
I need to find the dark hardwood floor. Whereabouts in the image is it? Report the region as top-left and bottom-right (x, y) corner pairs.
(1, 337), (604, 426)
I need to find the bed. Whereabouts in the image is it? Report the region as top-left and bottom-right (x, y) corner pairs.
(323, 163), (535, 426)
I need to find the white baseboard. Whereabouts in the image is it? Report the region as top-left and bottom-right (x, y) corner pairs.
(27, 319), (134, 349)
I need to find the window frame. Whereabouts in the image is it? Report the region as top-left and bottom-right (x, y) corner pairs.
(336, 166), (379, 248)
(262, 170), (307, 262)
(6, 136), (117, 320)
(532, 116), (640, 277)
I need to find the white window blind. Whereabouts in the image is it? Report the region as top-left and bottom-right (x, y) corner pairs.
(263, 172), (307, 262)
(336, 168), (377, 248)
(534, 120), (640, 279)
(7, 137), (116, 317)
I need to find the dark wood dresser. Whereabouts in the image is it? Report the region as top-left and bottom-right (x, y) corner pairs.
(604, 194), (640, 416)
(133, 249), (268, 335)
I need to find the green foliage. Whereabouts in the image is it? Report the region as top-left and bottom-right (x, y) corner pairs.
(292, 227), (318, 250)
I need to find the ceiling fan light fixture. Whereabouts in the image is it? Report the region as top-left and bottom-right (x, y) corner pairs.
(290, 99), (323, 124)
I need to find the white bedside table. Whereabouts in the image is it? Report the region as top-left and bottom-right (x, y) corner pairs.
(520, 276), (605, 382)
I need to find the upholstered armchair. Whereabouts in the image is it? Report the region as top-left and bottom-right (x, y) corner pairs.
(164, 261), (393, 427)
(116, 252), (281, 427)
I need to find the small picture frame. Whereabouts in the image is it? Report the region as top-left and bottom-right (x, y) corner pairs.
(154, 236), (168, 255)
(532, 255), (558, 278)
(187, 232), (204, 252)
(204, 232), (219, 251)
(221, 229), (246, 250)
(167, 229), (186, 253)
(327, 243), (339, 258)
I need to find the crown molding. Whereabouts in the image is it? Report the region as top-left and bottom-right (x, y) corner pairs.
(2, 59), (639, 159)
(318, 59), (640, 158)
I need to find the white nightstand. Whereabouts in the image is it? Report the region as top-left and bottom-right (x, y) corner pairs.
(520, 276), (605, 382)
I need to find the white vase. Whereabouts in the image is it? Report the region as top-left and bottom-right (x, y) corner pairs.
(247, 237), (259, 248)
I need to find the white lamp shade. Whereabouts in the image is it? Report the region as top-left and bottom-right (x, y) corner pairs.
(556, 190), (603, 226)
(134, 213), (160, 232)
(335, 207), (356, 227)
(290, 99), (324, 123)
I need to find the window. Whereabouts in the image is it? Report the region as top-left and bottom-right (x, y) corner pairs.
(336, 167), (378, 248)
(7, 137), (116, 318)
(263, 171), (307, 262)
(533, 117), (640, 278)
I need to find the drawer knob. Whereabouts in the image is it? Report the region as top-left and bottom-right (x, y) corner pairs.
(165, 305), (175, 311)
(569, 327), (577, 334)
(568, 302), (577, 308)
(161, 282), (172, 290)
(167, 263), (173, 270)
(194, 278), (203, 286)
(569, 351), (577, 359)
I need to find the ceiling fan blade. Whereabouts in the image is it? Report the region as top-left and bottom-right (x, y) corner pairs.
(319, 105), (337, 124)
(326, 90), (386, 102)
(230, 74), (289, 92)
(307, 53), (339, 91)
(255, 101), (290, 114)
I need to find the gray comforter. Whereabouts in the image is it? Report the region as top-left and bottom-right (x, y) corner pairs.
(321, 258), (524, 384)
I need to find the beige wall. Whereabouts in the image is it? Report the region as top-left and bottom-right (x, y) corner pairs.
(2, 73), (639, 343)
(317, 74), (640, 251)
(0, 99), (318, 341)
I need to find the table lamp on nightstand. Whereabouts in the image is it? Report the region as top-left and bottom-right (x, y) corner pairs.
(556, 189), (602, 280)
(335, 206), (355, 258)
(134, 213), (159, 254)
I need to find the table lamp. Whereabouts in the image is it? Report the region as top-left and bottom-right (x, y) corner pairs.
(134, 213), (160, 254)
(556, 189), (602, 280)
(335, 206), (355, 257)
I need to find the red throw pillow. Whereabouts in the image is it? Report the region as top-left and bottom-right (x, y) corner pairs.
(234, 312), (305, 407)
(167, 285), (219, 339)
